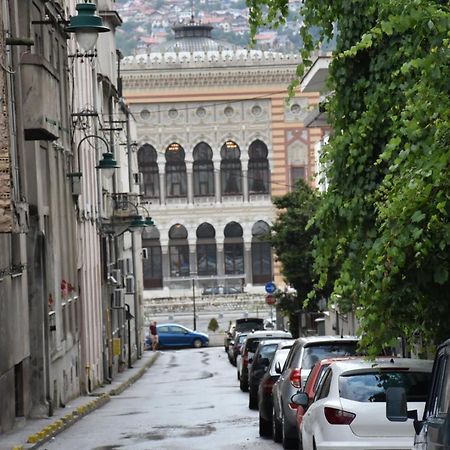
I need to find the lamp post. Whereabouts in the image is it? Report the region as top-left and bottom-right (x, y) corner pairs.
(192, 276), (197, 330)
(65, 1), (110, 54)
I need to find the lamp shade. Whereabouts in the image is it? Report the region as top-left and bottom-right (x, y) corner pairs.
(96, 152), (119, 179)
(145, 217), (155, 226)
(66, 2), (110, 52)
(129, 215), (148, 229)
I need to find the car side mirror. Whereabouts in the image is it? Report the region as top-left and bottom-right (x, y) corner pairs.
(275, 361), (282, 374)
(291, 392), (309, 408)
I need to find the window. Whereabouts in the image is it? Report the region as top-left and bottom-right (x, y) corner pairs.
(193, 142), (214, 196)
(291, 166), (306, 188)
(248, 140), (270, 194)
(169, 224), (189, 277)
(251, 221), (272, 284)
(339, 371), (431, 403)
(138, 144), (160, 199)
(315, 368), (332, 400)
(221, 141), (242, 195)
(428, 353), (450, 417)
(165, 143), (187, 197)
(196, 224), (217, 276)
(142, 227), (163, 288)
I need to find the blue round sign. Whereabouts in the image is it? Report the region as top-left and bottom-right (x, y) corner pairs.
(265, 281), (276, 294)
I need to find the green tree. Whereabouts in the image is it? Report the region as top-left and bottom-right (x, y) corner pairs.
(207, 318), (220, 333)
(248, 0), (450, 356)
(270, 180), (324, 335)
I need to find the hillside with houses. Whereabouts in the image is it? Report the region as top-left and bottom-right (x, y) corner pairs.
(116, 0), (304, 55)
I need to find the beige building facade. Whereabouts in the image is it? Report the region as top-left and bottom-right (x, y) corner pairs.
(122, 23), (325, 299)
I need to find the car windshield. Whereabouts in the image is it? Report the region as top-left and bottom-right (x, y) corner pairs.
(302, 343), (358, 369)
(339, 370), (431, 403)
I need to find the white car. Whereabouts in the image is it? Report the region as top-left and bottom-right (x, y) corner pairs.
(297, 358), (433, 450)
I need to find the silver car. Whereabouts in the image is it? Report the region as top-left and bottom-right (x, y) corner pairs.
(271, 335), (359, 449)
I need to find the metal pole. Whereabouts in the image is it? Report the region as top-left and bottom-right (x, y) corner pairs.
(125, 304), (132, 368)
(192, 278), (196, 330)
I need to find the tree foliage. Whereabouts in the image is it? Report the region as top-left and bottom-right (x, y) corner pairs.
(248, 0), (450, 356)
(270, 180), (322, 315)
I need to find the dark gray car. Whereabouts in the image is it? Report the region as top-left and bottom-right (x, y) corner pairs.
(271, 335), (359, 449)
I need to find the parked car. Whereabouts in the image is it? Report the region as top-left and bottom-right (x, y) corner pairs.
(295, 358), (433, 450)
(239, 330), (292, 392)
(294, 357), (354, 448)
(258, 341), (293, 437)
(223, 317), (265, 351)
(248, 338), (294, 410)
(386, 338), (450, 450)
(155, 323), (209, 348)
(272, 335), (360, 449)
(228, 332), (248, 366)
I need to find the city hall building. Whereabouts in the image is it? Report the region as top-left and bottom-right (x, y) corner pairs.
(121, 21), (325, 298)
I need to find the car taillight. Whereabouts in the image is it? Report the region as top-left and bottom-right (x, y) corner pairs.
(262, 377), (276, 395)
(290, 368), (302, 389)
(324, 407), (355, 425)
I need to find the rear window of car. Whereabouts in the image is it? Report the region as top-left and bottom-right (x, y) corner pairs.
(339, 371), (431, 402)
(247, 337), (281, 353)
(236, 321), (265, 333)
(301, 342), (359, 369)
(258, 343), (279, 360)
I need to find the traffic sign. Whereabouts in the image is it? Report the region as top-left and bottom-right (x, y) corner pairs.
(266, 294), (276, 305)
(265, 281), (276, 294)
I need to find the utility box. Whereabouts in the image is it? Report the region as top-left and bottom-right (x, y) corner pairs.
(21, 53), (61, 141)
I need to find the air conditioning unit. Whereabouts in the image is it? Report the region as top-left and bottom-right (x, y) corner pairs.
(111, 269), (122, 286)
(142, 248), (148, 260)
(125, 275), (135, 294)
(112, 289), (125, 308)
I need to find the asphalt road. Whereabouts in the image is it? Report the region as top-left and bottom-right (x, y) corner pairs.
(42, 346), (281, 450)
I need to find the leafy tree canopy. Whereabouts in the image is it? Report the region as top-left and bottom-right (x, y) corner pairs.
(270, 180), (322, 311)
(248, 0), (450, 356)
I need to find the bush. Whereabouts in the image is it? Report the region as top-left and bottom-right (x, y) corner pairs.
(207, 318), (219, 332)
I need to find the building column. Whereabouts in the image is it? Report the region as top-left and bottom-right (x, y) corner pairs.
(214, 159), (221, 203)
(186, 164), (194, 204)
(161, 244), (170, 286)
(242, 170), (249, 202)
(244, 242), (252, 286)
(189, 242), (196, 276)
(216, 241), (224, 281)
(158, 165), (165, 205)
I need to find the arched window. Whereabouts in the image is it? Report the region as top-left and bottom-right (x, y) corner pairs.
(168, 224), (190, 277)
(196, 223), (217, 276)
(137, 144), (160, 199)
(165, 143), (187, 198)
(248, 140), (270, 194)
(220, 141), (242, 195)
(251, 221), (272, 284)
(142, 227), (163, 288)
(193, 142), (214, 197)
(224, 222), (244, 274)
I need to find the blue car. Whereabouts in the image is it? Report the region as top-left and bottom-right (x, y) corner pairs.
(152, 323), (209, 349)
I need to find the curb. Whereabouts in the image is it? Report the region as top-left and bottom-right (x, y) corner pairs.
(16, 352), (160, 450)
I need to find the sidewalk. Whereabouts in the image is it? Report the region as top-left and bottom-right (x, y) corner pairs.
(0, 351), (160, 450)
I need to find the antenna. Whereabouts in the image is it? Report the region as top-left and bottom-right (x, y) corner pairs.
(190, 0), (195, 23)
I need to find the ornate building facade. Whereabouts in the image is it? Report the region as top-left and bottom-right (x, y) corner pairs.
(122, 22), (326, 298)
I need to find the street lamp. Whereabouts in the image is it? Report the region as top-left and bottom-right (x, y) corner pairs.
(65, 1), (110, 53)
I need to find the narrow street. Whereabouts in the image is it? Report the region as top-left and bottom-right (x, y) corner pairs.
(42, 347), (278, 450)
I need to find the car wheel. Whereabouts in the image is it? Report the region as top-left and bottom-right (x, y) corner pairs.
(272, 406), (282, 443)
(249, 391), (258, 410)
(193, 339), (202, 348)
(259, 414), (271, 437)
(239, 377), (248, 392)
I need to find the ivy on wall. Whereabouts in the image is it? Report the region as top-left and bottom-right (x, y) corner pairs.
(248, 0), (450, 356)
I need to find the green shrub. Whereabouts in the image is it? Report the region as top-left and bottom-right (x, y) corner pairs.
(207, 318), (219, 332)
